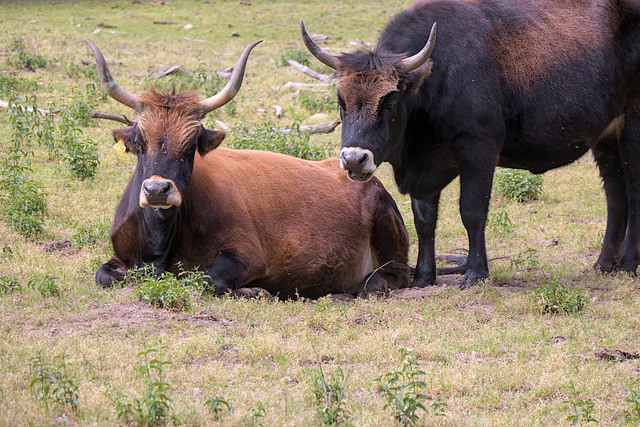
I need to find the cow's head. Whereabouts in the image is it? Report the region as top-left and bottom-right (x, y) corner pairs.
(85, 39), (261, 208)
(300, 22), (436, 181)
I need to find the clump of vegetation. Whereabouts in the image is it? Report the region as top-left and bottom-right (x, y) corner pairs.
(7, 37), (48, 71)
(309, 366), (352, 426)
(298, 91), (336, 113)
(125, 264), (209, 310)
(377, 348), (447, 425)
(58, 113), (99, 180)
(563, 382), (598, 425)
(29, 353), (79, 414)
(279, 48), (310, 67)
(511, 247), (539, 269)
(149, 63), (224, 95)
(204, 395), (234, 421)
(534, 279), (586, 314)
(0, 73), (39, 97)
(494, 168), (544, 202)
(71, 219), (110, 248)
(28, 274), (60, 297)
(488, 209), (514, 233)
(0, 98), (48, 237)
(0, 276), (22, 295)
(626, 380), (640, 423)
(230, 121), (333, 160)
(113, 342), (174, 426)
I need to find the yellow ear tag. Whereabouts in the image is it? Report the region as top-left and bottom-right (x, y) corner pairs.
(113, 139), (129, 157)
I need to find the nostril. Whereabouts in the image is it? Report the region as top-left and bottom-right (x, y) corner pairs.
(357, 153), (369, 165)
(143, 180), (172, 194)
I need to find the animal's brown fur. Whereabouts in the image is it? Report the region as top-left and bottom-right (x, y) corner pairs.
(337, 68), (400, 124)
(488, 0), (614, 90)
(137, 89), (205, 160)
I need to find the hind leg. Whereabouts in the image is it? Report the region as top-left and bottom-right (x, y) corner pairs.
(359, 191), (411, 297)
(592, 123), (628, 272)
(617, 106), (640, 273)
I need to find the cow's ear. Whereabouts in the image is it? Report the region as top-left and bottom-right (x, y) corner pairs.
(112, 127), (136, 155)
(198, 128), (226, 157)
(404, 59), (434, 96)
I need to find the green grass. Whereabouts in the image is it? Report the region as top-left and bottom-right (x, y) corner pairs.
(0, 0), (639, 425)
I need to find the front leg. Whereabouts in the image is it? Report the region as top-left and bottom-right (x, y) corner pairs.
(205, 251), (267, 296)
(411, 195), (440, 287)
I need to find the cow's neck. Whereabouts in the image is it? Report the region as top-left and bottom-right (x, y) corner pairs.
(137, 206), (179, 273)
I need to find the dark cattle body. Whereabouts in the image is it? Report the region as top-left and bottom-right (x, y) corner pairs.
(301, 0), (640, 287)
(86, 40), (410, 299)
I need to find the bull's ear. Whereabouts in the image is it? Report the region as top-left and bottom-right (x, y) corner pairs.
(112, 127), (136, 156)
(404, 59), (434, 96)
(198, 128), (226, 157)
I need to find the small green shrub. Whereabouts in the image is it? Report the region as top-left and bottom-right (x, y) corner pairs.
(563, 382), (598, 425)
(28, 274), (60, 297)
(0, 276), (22, 295)
(626, 380), (640, 423)
(126, 264), (209, 310)
(488, 209), (514, 233)
(309, 366), (352, 426)
(230, 121), (333, 160)
(0, 98), (49, 236)
(279, 48), (310, 67)
(204, 396), (234, 421)
(0, 73), (39, 97)
(71, 219), (110, 248)
(7, 37), (48, 71)
(511, 248), (539, 268)
(377, 348), (447, 426)
(534, 280), (586, 315)
(299, 91), (336, 113)
(114, 342), (174, 426)
(149, 63), (224, 94)
(29, 353), (79, 414)
(494, 168), (544, 202)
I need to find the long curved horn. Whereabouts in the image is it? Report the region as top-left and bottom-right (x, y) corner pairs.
(300, 20), (341, 70)
(200, 40), (262, 114)
(398, 22), (437, 73)
(83, 39), (142, 112)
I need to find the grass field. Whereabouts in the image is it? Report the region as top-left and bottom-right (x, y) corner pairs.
(0, 0), (639, 425)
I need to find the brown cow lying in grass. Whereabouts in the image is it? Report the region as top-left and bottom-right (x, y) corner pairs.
(86, 39), (411, 299)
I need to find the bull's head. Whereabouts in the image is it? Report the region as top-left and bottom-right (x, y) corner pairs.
(85, 39), (261, 208)
(300, 22), (436, 181)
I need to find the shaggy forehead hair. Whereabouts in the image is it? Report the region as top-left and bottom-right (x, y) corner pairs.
(137, 89), (205, 160)
(336, 51), (404, 124)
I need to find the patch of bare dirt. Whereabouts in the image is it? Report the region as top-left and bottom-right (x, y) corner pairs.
(595, 348), (640, 362)
(22, 300), (226, 336)
(35, 239), (77, 255)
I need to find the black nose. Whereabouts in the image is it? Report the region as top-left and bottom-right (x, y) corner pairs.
(341, 150), (369, 171)
(143, 180), (171, 196)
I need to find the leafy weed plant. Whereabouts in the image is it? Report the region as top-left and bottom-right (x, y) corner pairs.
(626, 380), (640, 423)
(511, 247), (539, 268)
(114, 342), (174, 426)
(7, 37), (48, 71)
(488, 209), (514, 233)
(279, 48), (311, 67)
(309, 366), (352, 426)
(204, 396), (234, 421)
(29, 353), (79, 414)
(377, 348), (446, 425)
(494, 168), (544, 202)
(230, 121), (333, 160)
(563, 382), (598, 425)
(535, 279), (586, 314)
(0, 276), (21, 295)
(28, 274), (60, 297)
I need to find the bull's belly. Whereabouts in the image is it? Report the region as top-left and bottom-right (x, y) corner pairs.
(498, 137), (592, 174)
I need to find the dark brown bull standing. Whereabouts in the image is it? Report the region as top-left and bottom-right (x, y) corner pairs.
(86, 39), (410, 299)
(301, 0), (640, 287)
